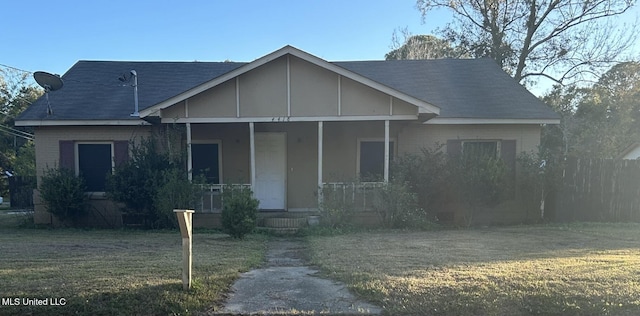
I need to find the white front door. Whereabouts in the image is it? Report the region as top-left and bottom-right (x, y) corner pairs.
(254, 132), (286, 210)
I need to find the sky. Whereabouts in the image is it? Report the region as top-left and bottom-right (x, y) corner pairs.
(1, 1), (444, 76)
(1, 0), (639, 96)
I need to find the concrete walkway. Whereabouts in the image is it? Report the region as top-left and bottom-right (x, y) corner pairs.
(215, 239), (381, 315)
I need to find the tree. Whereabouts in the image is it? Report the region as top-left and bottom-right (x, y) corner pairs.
(0, 67), (41, 196)
(386, 29), (468, 60)
(416, 0), (638, 85)
(543, 61), (640, 158)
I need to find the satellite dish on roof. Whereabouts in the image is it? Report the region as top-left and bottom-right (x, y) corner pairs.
(33, 71), (63, 116)
(34, 71), (64, 91)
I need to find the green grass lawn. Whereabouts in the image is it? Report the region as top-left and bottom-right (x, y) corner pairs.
(307, 223), (640, 316)
(0, 227), (266, 315)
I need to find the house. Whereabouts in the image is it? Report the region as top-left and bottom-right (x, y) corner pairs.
(16, 45), (559, 227)
(618, 143), (640, 160)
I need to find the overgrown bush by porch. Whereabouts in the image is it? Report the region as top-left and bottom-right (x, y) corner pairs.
(106, 137), (203, 229)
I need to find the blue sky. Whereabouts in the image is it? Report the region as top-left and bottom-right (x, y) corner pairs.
(1, 0), (445, 76)
(1, 0), (638, 96)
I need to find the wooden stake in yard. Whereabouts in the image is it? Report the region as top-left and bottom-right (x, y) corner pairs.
(174, 209), (194, 290)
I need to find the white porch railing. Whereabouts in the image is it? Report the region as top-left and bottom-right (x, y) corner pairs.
(321, 182), (386, 211)
(198, 184), (252, 213)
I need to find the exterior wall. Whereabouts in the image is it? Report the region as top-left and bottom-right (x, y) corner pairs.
(323, 121), (405, 182)
(32, 125), (153, 226)
(239, 56), (288, 117)
(160, 55), (418, 121)
(34, 125), (153, 185)
(341, 78), (390, 116)
(397, 123), (542, 155)
(190, 123), (250, 183)
(290, 56), (339, 116)
(162, 101), (185, 119)
(188, 79), (237, 118)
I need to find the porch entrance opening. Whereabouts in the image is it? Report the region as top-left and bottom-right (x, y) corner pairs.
(254, 132), (287, 210)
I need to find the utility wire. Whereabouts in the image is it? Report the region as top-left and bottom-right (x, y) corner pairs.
(0, 125), (33, 140)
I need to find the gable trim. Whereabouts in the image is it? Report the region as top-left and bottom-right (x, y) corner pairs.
(15, 120), (150, 127)
(162, 115), (419, 124)
(139, 46), (440, 118)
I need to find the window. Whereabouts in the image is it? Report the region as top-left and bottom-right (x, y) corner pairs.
(77, 143), (113, 192)
(191, 142), (221, 184)
(358, 140), (394, 181)
(462, 141), (500, 159)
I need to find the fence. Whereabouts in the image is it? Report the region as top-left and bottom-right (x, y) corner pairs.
(321, 182), (385, 212)
(8, 176), (36, 209)
(557, 158), (640, 222)
(197, 184), (252, 212)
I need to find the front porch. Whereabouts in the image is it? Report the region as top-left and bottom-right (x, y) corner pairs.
(192, 182), (386, 229)
(184, 121), (401, 215)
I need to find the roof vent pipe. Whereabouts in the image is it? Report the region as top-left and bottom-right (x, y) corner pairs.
(130, 70), (139, 117)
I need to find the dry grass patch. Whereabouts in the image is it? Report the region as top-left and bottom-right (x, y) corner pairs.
(307, 223), (640, 315)
(0, 228), (266, 315)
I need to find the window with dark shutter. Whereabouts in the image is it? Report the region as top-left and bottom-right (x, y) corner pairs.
(77, 143), (112, 192)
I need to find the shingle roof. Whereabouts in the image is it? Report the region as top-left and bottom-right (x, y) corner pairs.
(17, 56), (559, 123)
(334, 58), (557, 120)
(18, 61), (245, 122)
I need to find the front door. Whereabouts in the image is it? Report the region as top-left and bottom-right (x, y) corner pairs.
(254, 132), (286, 210)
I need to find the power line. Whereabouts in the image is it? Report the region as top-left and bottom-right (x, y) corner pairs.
(0, 124), (33, 140)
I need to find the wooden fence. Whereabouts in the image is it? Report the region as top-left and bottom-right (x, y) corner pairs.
(556, 158), (640, 222)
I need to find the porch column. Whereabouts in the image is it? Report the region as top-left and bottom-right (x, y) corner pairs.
(384, 120), (390, 183)
(317, 121), (323, 206)
(249, 122), (256, 190)
(186, 122), (193, 181)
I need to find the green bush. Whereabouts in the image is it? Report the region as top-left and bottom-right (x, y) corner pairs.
(153, 168), (203, 229)
(319, 186), (356, 228)
(372, 180), (425, 228)
(391, 144), (449, 219)
(39, 167), (88, 226)
(106, 138), (174, 228)
(221, 186), (259, 238)
(450, 154), (508, 225)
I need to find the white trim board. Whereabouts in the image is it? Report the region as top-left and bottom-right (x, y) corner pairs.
(426, 118), (560, 125)
(162, 115), (419, 124)
(15, 120), (150, 127)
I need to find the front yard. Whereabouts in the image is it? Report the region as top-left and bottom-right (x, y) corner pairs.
(0, 228), (266, 315)
(307, 223), (640, 315)
(2, 220), (640, 315)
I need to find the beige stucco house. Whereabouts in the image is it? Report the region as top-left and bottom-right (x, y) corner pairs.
(16, 46), (559, 227)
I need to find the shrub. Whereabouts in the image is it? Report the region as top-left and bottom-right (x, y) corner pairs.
(221, 186), (259, 238)
(319, 186), (356, 228)
(153, 168), (203, 229)
(450, 154), (508, 225)
(39, 166), (88, 226)
(391, 144), (449, 219)
(372, 180), (425, 228)
(106, 137), (174, 228)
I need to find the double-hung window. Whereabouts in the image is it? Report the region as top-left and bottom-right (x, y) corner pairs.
(76, 143), (114, 192)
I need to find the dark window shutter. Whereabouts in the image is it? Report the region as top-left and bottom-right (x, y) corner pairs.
(113, 141), (129, 166)
(446, 139), (462, 159)
(501, 140), (517, 185)
(500, 140), (516, 170)
(59, 140), (75, 170)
